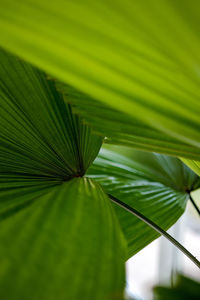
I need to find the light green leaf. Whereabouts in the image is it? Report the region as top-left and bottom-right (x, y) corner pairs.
(0, 1), (200, 149)
(181, 158), (200, 177)
(87, 147), (200, 257)
(0, 177), (126, 300)
(0, 48), (102, 179)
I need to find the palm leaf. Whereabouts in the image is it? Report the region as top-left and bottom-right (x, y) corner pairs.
(0, 0), (200, 150)
(0, 178), (126, 300)
(57, 84), (200, 160)
(0, 49), (128, 299)
(181, 158), (200, 177)
(0, 48), (102, 179)
(87, 147), (200, 257)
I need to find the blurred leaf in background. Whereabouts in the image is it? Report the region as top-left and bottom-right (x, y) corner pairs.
(153, 275), (200, 300)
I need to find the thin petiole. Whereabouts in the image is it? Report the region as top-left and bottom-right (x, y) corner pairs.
(108, 194), (200, 269)
(189, 194), (200, 216)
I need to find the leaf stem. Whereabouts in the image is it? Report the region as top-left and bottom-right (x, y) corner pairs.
(108, 194), (200, 269)
(189, 194), (200, 216)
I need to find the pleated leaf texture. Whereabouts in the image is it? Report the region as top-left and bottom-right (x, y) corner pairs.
(0, 178), (126, 300)
(0, 50), (127, 300)
(1, 0), (200, 159)
(87, 147), (200, 257)
(56, 83), (200, 161)
(0, 48), (102, 180)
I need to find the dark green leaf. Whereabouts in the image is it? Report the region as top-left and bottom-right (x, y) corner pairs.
(153, 275), (200, 300)
(0, 48), (102, 180)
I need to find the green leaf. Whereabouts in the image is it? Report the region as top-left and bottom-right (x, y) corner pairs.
(0, 48), (102, 180)
(0, 1), (200, 150)
(153, 274), (200, 300)
(181, 158), (200, 177)
(0, 175), (59, 218)
(87, 147), (200, 257)
(0, 48), (126, 300)
(57, 84), (200, 160)
(0, 177), (126, 300)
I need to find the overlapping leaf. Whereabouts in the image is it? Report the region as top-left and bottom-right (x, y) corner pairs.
(181, 158), (200, 177)
(0, 3), (199, 298)
(0, 178), (126, 300)
(87, 147), (200, 257)
(0, 50), (130, 299)
(0, 48), (102, 180)
(57, 84), (200, 160)
(0, 0), (200, 152)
